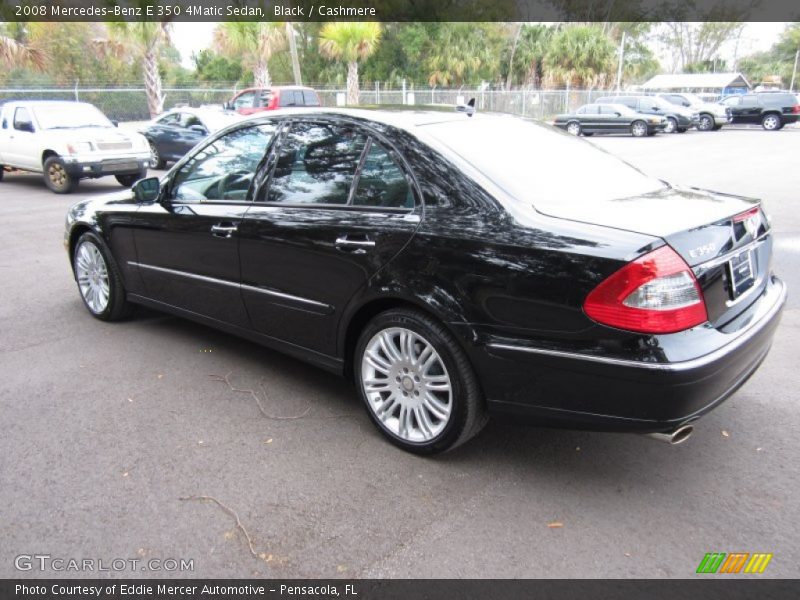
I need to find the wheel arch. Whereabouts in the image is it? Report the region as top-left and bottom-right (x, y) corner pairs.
(340, 295), (472, 382)
(67, 223), (98, 270)
(41, 149), (60, 166)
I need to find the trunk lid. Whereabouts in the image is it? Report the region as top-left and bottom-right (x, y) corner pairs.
(535, 185), (772, 328)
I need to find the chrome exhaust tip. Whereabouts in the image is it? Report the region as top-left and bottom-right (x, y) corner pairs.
(646, 424), (694, 445)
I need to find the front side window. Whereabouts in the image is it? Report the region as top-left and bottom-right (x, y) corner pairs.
(352, 141), (414, 209)
(722, 96), (742, 107)
(303, 91), (321, 107)
(600, 105), (621, 115)
(232, 92), (255, 110)
(13, 107), (33, 131)
(267, 122), (366, 205)
(171, 124), (277, 202)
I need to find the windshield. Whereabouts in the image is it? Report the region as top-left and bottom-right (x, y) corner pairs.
(423, 116), (666, 205)
(680, 93), (704, 105)
(33, 104), (113, 130)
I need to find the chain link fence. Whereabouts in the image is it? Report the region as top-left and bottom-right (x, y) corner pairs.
(0, 83), (623, 122)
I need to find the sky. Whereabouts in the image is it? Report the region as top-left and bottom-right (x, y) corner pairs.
(170, 22), (790, 73)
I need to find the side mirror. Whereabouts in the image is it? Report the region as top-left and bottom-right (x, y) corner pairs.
(132, 177), (161, 203)
(188, 124), (208, 135)
(614, 112), (621, 117)
(15, 121), (34, 133)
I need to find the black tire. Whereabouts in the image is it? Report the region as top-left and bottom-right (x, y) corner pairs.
(582, 132), (594, 137)
(697, 114), (715, 131)
(712, 124), (723, 131)
(664, 117), (678, 133)
(677, 127), (688, 133)
(72, 231), (132, 321)
(43, 156), (78, 194)
(354, 308), (488, 454)
(631, 120), (648, 137)
(116, 170), (147, 187)
(762, 113), (782, 130)
(148, 140), (166, 169)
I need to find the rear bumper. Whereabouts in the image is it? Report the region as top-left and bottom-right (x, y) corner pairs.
(472, 276), (787, 433)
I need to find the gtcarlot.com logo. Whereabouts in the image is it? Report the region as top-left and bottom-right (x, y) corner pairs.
(15, 554), (194, 573)
(696, 552), (773, 574)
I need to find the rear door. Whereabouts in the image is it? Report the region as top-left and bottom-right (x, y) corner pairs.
(238, 118), (421, 357)
(131, 122), (278, 326)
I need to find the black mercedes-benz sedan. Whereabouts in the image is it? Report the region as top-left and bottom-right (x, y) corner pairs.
(554, 103), (666, 137)
(64, 108), (786, 454)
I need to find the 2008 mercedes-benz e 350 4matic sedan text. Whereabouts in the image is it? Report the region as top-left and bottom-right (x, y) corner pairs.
(64, 108), (787, 454)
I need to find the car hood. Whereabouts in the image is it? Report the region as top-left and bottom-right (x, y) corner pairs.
(46, 127), (147, 146)
(533, 184), (757, 240)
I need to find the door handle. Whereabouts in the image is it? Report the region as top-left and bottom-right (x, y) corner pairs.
(211, 223), (238, 238)
(335, 236), (375, 253)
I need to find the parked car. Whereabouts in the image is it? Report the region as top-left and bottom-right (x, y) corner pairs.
(554, 103), (666, 137)
(656, 92), (731, 131)
(224, 86), (321, 115)
(719, 92), (800, 130)
(140, 107), (243, 168)
(0, 101), (151, 193)
(64, 108), (786, 454)
(595, 95), (698, 133)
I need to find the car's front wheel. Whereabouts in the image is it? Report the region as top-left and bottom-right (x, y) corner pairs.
(762, 114), (782, 130)
(664, 117), (677, 133)
(355, 309), (487, 454)
(631, 121), (648, 137)
(116, 170), (147, 187)
(43, 156), (78, 194)
(73, 232), (131, 321)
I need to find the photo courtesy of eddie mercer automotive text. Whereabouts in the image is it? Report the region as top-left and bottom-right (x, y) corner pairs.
(63, 106), (786, 454)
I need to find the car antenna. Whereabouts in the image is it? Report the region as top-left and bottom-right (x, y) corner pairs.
(456, 98), (476, 117)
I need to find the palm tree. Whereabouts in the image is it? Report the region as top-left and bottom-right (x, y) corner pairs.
(543, 25), (616, 89)
(319, 22), (381, 105)
(214, 22), (285, 88)
(425, 23), (501, 87)
(109, 22), (170, 117)
(0, 24), (45, 70)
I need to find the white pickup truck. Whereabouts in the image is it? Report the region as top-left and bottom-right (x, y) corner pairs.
(0, 100), (152, 193)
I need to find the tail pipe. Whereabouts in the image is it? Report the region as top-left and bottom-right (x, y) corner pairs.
(646, 424), (694, 445)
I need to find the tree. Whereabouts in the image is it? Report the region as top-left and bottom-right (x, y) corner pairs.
(657, 22), (744, 72)
(424, 23), (503, 87)
(0, 23), (45, 71)
(319, 22), (382, 105)
(285, 22), (302, 85)
(504, 24), (553, 87)
(193, 49), (243, 83)
(109, 22), (171, 117)
(543, 24), (616, 88)
(214, 22), (285, 88)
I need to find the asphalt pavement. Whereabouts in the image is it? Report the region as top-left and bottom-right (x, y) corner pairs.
(0, 126), (798, 579)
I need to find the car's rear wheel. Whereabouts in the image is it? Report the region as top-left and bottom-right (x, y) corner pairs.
(566, 121), (581, 136)
(149, 141), (165, 169)
(762, 114), (781, 130)
(698, 114), (715, 131)
(355, 309), (487, 454)
(73, 232), (131, 321)
(43, 156), (78, 194)
(664, 117), (677, 133)
(116, 170), (147, 187)
(631, 121), (648, 137)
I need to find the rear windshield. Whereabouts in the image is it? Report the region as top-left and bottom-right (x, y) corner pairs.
(423, 116), (665, 205)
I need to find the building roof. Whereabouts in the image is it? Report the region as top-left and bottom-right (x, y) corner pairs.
(642, 72), (751, 90)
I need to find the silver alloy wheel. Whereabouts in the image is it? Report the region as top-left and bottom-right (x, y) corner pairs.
(48, 162), (67, 187)
(566, 122), (581, 135)
(664, 117), (677, 133)
(698, 115), (713, 131)
(149, 142), (160, 166)
(763, 115), (780, 130)
(361, 327), (453, 443)
(75, 241), (110, 314)
(631, 121), (647, 137)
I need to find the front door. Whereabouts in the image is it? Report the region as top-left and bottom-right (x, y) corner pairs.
(238, 119), (421, 357)
(131, 122), (278, 326)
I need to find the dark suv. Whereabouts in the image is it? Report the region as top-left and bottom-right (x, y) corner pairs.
(595, 95), (697, 133)
(719, 92), (800, 130)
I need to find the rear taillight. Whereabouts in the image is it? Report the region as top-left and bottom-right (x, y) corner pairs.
(793, 105), (800, 114)
(583, 245), (708, 334)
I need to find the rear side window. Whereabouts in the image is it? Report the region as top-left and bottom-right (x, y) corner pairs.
(279, 91), (302, 107)
(599, 105), (620, 115)
(759, 93), (796, 106)
(303, 91), (321, 106)
(267, 122), (366, 205)
(353, 141), (414, 209)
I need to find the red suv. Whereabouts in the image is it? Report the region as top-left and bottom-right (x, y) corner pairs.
(224, 86), (321, 115)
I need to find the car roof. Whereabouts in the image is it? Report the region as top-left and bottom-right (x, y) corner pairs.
(239, 86), (317, 93)
(3, 100), (97, 108)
